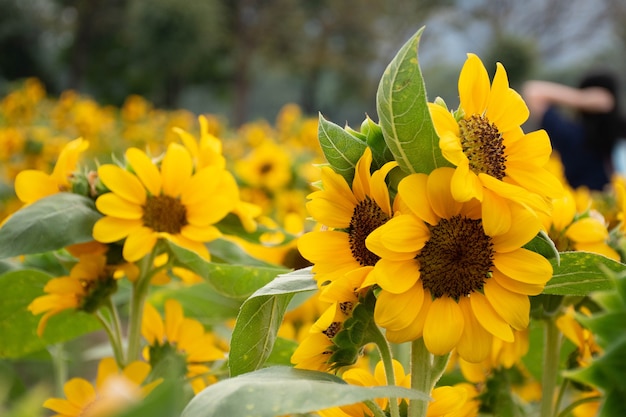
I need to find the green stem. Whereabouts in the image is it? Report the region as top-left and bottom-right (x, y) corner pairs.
(407, 338), (451, 417)
(96, 309), (125, 367)
(541, 317), (562, 417)
(126, 249), (157, 362)
(364, 400), (388, 417)
(553, 377), (569, 416)
(48, 344), (67, 397)
(369, 324), (400, 417)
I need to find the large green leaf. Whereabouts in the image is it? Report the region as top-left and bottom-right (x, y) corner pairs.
(182, 366), (430, 417)
(0, 269), (101, 358)
(376, 26), (448, 175)
(166, 241), (288, 300)
(317, 113), (367, 185)
(0, 193), (102, 259)
(229, 267), (317, 377)
(543, 251), (626, 296)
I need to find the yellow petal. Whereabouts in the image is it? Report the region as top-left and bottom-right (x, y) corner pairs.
(95, 193), (143, 219)
(95, 357), (119, 390)
(63, 378), (96, 408)
(126, 148), (162, 196)
(451, 163), (483, 202)
(180, 166), (222, 206)
(142, 302), (164, 345)
(492, 268), (544, 296)
(98, 165), (146, 205)
(370, 161), (398, 217)
(484, 279), (530, 330)
(374, 286), (423, 330)
(485, 63), (529, 130)
(351, 147), (373, 201)
(481, 188), (511, 236)
(470, 292), (514, 342)
(161, 143), (193, 197)
(459, 53), (490, 115)
(490, 204), (541, 252)
(428, 167), (463, 219)
(51, 137), (89, 185)
(494, 248), (552, 285)
(298, 231), (355, 266)
(429, 102), (460, 137)
(456, 297), (492, 363)
(306, 195), (354, 229)
(370, 215), (428, 255)
(371, 259), (421, 294)
(398, 173), (438, 225)
(385, 290), (432, 343)
(92, 217), (143, 243)
(43, 397), (82, 416)
(566, 217), (608, 243)
(123, 227), (158, 262)
(14, 170), (58, 203)
(427, 386), (466, 417)
(423, 296), (464, 355)
(180, 224), (222, 242)
(123, 360), (151, 385)
(165, 299), (184, 343)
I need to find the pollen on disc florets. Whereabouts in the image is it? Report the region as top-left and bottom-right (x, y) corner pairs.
(459, 114), (507, 180)
(143, 195), (188, 234)
(417, 215), (494, 300)
(349, 196), (390, 266)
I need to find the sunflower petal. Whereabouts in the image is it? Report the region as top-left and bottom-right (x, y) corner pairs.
(93, 217), (143, 243)
(161, 143), (193, 197)
(456, 297), (492, 363)
(63, 378), (96, 408)
(484, 279), (530, 330)
(370, 259), (420, 294)
(374, 286), (423, 330)
(423, 296), (464, 355)
(95, 193), (143, 219)
(470, 292), (514, 342)
(126, 148), (162, 196)
(459, 53), (490, 115)
(98, 165), (146, 205)
(123, 227), (157, 262)
(14, 170), (58, 203)
(494, 248), (552, 285)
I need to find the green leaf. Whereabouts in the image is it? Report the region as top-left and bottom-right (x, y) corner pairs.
(181, 366), (430, 417)
(229, 267), (317, 377)
(376, 26), (449, 175)
(0, 193), (102, 258)
(317, 113), (367, 184)
(166, 241), (288, 300)
(265, 337), (299, 367)
(523, 230), (559, 262)
(0, 269), (100, 358)
(543, 252), (626, 296)
(113, 376), (187, 417)
(362, 116), (395, 171)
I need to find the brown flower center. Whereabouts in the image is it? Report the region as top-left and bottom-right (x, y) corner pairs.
(417, 215), (494, 300)
(143, 195), (188, 234)
(458, 114), (507, 180)
(349, 196), (390, 266)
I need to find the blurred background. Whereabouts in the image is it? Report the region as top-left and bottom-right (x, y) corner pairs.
(2, 0), (626, 127)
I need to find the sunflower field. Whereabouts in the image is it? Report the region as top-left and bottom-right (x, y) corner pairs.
(2, 27), (626, 417)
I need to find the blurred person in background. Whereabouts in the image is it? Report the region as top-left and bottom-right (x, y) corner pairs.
(522, 71), (626, 191)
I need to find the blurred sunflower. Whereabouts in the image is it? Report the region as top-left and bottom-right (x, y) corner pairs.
(28, 254), (117, 336)
(543, 187), (619, 260)
(92, 143), (239, 262)
(235, 140), (293, 192)
(14, 137), (88, 204)
(428, 53), (562, 233)
(297, 147), (397, 297)
(142, 299), (226, 394)
(43, 357), (160, 417)
(365, 167), (551, 362)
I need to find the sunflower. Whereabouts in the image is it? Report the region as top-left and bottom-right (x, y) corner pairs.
(297, 147), (397, 297)
(42, 357), (160, 417)
(142, 299), (226, 394)
(365, 167), (551, 362)
(92, 143), (239, 262)
(428, 53), (562, 234)
(14, 137), (88, 204)
(543, 187), (619, 260)
(28, 254), (117, 336)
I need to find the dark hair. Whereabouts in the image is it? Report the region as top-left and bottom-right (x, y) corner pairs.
(577, 71), (624, 156)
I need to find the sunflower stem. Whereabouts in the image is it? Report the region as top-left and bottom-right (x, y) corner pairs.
(126, 249), (157, 363)
(48, 344), (68, 397)
(96, 307), (125, 367)
(407, 338), (450, 417)
(364, 399), (388, 417)
(369, 323), (401, 417)
(541, 316), (562, 417)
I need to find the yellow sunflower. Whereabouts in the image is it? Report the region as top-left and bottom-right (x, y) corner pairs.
(428, 53), (562, 234)
(43, 357), (160, 417)
(543, 187), (619, 260)
(14, 137), (88, 204)
(142, 299), (226, 394)
(365, 167), (551, 362)
(92, 143), (239, 262)
(297, 147), (397, 296)
(28, 254), (116, 336)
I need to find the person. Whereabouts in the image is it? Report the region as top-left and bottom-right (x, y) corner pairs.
(522, 72), (625, 191)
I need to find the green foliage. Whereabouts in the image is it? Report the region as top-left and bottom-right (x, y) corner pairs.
(228, 267), (317, 377)
(376, 26), (450, 175)
(317, 113), (367, 185)
(0, 193), (102, 259)
(544, 252), (625, 296)
(166, 241), (288, 300)
(181, 366), (430, 417)
(0, 269), (100, 358)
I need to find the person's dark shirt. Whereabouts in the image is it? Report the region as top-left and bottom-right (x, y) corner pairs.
(541, 106), (610, 190)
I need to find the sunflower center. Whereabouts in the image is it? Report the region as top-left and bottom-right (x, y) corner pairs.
(417, 215), (494, 300)
(143, 195), (188, 234)
(349, 196), (390, 266)
(458, 114), (507, 180)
